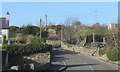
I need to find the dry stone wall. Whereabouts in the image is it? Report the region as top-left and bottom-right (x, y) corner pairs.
(23, 52), (51, 70)
(61, 42), (99, 57)
(10, 52), (51, 70)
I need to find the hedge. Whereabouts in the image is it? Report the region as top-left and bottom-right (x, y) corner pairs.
(99, 47), (120, 61)
(106, 48), (120, 61)
(99, 48), (107, 56)
(2, 43), (52, 55)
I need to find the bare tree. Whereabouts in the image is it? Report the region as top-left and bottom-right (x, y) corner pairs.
(62, 17), (79, 42)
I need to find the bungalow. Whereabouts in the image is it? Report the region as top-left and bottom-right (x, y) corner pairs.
(0, 12), (10, 46)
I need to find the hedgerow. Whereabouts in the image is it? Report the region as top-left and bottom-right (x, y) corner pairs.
(2, 43), (52, 55)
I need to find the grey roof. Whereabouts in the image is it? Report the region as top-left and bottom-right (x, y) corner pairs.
(0, 18), (9, 29)
(6, 12), (10, 15)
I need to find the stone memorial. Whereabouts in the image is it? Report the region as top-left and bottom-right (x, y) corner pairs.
(91, 33), (98, 48)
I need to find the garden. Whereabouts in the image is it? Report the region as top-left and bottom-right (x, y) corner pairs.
(1, 25), (53, 70)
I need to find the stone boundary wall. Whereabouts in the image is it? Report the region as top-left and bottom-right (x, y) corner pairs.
(46, 40), (61, 45)
(23, 52), (51, 70)
(61, 42), (99, 57)
(46, 40), (99, 57)
(9, 52), (51, 70)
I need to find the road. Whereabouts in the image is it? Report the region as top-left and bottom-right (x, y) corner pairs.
(51, 48), (119, 72)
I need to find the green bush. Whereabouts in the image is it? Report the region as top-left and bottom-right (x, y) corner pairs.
(32, 36), (46, 43)
(106, 48), (120, 61)
(2, 43), (52, 55)
(99, 48), (107, 56)
(99, 47), (120, 61)
(2, 35), (8, 45)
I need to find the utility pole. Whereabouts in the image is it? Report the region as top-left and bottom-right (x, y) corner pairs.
(45, 14), (47, 31)
(40, 19), (42, 38)
(61, 24), (63, 44)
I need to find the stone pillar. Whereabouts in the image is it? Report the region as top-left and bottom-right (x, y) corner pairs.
(103, 37), (106, 45)
(91, 33), (98, 48)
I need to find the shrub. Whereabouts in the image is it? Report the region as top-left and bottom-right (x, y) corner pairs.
(106, 48), (120, 61)
(99, 48), (107, 56)
(2, 43), (52, 55)
(2, 35), (8, 45)
(32, 36), (46, 43)
(99, 47), (120, 61)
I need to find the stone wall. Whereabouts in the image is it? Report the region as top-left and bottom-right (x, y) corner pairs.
(46, 40), (61, 45)
(23, 52), (51, 70)
(9, 52), (51, 70)
(61, 42), (99, 57)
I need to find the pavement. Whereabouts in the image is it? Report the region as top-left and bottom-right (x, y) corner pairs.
(51, 48), (119, 72)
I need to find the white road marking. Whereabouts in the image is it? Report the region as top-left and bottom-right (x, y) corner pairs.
(89, 65), (94, 72)
(83, 62), (94, 72)
(59, 60), (67, 71)
(63, 60), (66, 66)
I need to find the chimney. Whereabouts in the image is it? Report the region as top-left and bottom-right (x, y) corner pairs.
(6, 12), (10, 28)
(6, 12), (10, 21)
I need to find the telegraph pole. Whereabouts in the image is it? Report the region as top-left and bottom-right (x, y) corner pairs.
(45, 14), (47, 31)
(61, 24), (62, 41)
(40, 19), (42, 38)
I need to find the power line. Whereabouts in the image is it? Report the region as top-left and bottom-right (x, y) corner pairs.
(39, 19), (42, 38)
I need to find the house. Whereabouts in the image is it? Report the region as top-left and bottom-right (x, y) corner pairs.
(47, 28), (59, 40)
(47, 28), (56, 37)
(107, 23), (118, 30)
(0, 12), (10, 46)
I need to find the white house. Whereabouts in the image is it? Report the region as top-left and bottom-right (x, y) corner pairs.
(0, 12), (10, 46)
(107, 23), (118, 30)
